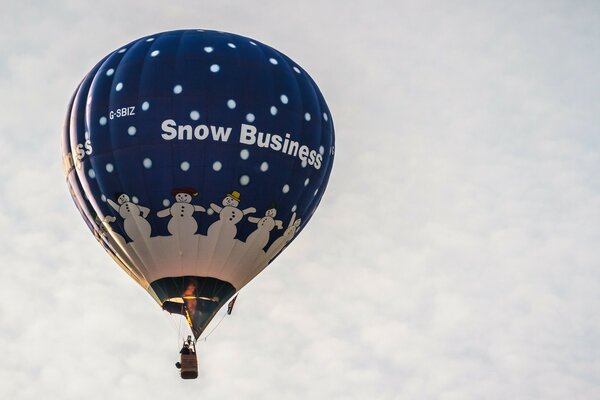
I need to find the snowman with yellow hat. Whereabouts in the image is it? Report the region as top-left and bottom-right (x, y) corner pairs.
(207, 191), (256, 241)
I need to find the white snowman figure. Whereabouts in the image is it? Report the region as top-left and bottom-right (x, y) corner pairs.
(94, 214), (126, 246)
(157, 188), (206, 236)
(246, 207), (283, 250)
(207, 191), (256, 240)
(107, 193), (151, 242)
(265, 212), (301, 261)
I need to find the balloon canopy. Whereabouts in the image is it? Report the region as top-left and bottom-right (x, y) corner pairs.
(62, 29), (335, 338)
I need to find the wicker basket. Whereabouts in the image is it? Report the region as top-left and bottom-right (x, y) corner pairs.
(180, 353), (198, 379)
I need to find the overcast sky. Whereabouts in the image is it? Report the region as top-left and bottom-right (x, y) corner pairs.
(2, 1), (600, 399)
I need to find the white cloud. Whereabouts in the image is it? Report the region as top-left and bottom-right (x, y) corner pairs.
(1, 0), (600, 399)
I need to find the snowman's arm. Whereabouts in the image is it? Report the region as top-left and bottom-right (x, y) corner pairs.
(139, 206), (150, 218)
(107, 199), (120, 212)
(242, 207), (256, 215)
(210, 203), (222, 213)
(194, 205), (206, 213)
(275, 220), (283, 229)
(247, 216), (260, 224)
(103, 215), (116, 223)
(157, 208), (170, 218)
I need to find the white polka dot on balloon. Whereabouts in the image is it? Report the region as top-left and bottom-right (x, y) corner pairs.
(101, 194), (107, 202)
(213, 161), (222, 171)
(143, 158), (152, 169)
(269, 58), (278, 65)
(106, 68), (114, 76)
(319, 146), (324, 155)
(304, 112), (311, 121)
(146, 37), (155, 42)
(141, 101), (150, 111)
(118, 48), (127, 53)
(280, 94), (289, 104)
(88, 169), (96, 179)
(99, 117), (107, 126)
(173, 85), (182, 94)
(323, 113), (329, 121)
(291, 205), (297, 212)
(163, 199), (170, 207)
(151, 50), (160, 57)
(210, 64), (220, 73)
(240, 149), (249, 160)
(106, 163), (114, 173)
(260, 162), (269, 172)
(293, 66), (301, 74)
(314, 189), (319, 196)
(228, 43), (236, 48)
(115, 82), (123, 91)
(282, 184), (289, 193)
(304, 178), (310, 186)
(180, 161), (190, 171)
(227, 99), (236, 109)
(204, 46), (213, 53)
(132, 196), (139, 204)
(270, 106), (278, 116)
(190, 110), (200, 120)
(246, 113), (255, 123)
(207, 208), (214, 215)
(240, 175), (250, 186)
(128, 126), (136, 136)
(301, 159), (308, 168)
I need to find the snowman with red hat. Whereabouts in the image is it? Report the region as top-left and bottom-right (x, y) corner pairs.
(157, 188), (206, 236)
(207, 191), (256, 241)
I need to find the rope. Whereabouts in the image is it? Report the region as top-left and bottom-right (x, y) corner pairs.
(195, 292), (239, 343)
(161, 310), (183, 341)
(178, 311), (184, 344)
(199, 312), (227, 342)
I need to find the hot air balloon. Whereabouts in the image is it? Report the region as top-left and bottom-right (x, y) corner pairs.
(61, 29), (334, 377)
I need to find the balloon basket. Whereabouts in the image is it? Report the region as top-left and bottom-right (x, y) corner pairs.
(179, 353), (198, 379)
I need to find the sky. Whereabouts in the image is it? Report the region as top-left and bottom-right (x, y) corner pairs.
(2, 0), (600, 398)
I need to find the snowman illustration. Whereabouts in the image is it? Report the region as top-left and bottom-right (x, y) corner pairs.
(93, 213), (126, 246)
(207, 191), (256, 241)
(157, 188), (206, 236)
(107, 193), (151, 242)
(265, 212), (301, 261)
(245, 206), (283, 250)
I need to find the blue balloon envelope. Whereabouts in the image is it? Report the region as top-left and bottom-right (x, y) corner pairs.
(62, 30), (334, 338)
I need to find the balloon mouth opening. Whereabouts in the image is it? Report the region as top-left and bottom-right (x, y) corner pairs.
(151, 276), (237, 338)
(166, 296), (221, 303)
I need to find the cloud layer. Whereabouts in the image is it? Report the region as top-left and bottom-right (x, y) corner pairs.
(1, 1), (600, 398)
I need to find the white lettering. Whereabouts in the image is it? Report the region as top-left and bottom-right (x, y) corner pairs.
(76, 144), (85, 160)
(211, 126), (232, 142)
(159, 119), (324, 170)
(178, 125), (193, 140)
(194, 125), (209, 140)
(161, 119), (177, 140)
(298, 145), (309, 161)
(240, 124), (257, 145)
(315, 154), (322, 169)
(84, 139), (93, 155)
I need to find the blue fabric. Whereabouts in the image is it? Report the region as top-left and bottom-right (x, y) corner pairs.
(63, 29), (334, 247)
